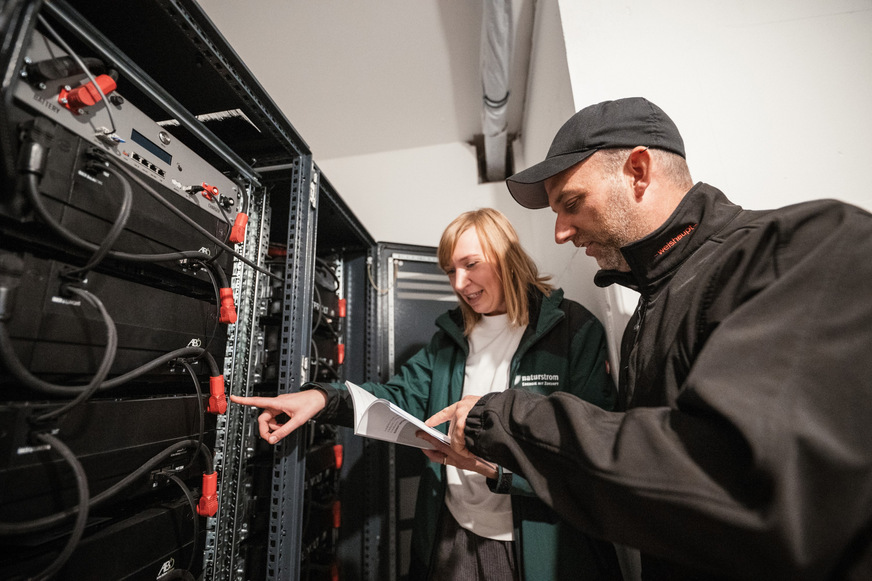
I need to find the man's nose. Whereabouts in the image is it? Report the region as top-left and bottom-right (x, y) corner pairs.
(555, 215), (574, 245)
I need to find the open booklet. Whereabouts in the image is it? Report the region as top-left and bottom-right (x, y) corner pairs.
(345, 380), (450, 450)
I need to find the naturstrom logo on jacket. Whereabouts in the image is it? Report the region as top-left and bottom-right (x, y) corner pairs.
(515, 374), (560, 388)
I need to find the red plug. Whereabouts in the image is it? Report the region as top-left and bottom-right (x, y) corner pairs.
(219, 287), (237, 324)
(333, 444), (344, 470)
(200, 183), (219, 201)
(337, 343), (345, 365)
(338, 298), (347, 318)
(58, 74), (117, 113)
(229, 213), (248, 244)
(207, 376), (227, 414)
(196, 472), (218, 517)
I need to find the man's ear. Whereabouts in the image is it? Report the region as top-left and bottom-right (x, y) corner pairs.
(627, 146), (651, 199)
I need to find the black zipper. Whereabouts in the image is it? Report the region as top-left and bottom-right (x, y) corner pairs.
(620, 293), (649, 405)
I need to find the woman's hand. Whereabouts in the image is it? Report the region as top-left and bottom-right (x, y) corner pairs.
(417, 431), (498, 480)
(229, 389), (327, 444)
(425, 394), (482, 458)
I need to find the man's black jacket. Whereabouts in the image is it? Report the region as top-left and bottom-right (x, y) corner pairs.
(465, 183), (872, 580)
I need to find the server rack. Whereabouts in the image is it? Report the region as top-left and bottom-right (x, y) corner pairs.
(0, 1), (385, 580)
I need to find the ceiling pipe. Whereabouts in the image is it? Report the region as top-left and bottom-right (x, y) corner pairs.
(480, 0), (513, 182)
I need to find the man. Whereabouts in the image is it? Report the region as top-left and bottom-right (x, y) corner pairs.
(421, 98), (872, 580)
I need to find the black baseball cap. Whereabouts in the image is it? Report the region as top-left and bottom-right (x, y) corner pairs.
(506, 97), (686, 209)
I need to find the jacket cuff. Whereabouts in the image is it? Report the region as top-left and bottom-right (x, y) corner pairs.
(301, 382), (354, 427)
(486, 465), (513, 494)
(463, 392), (499, 454)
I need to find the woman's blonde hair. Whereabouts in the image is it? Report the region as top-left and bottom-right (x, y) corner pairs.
(437, 208), (553, 335)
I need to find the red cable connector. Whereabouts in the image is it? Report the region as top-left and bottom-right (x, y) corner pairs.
(337, 343), (345, 365)
(229, 213), (248, 244)
(333, 444), (344, 470)
(219, 287), (237, 324)
(338, 298), (347, 318)
(58, 74), (117, 113)
(196, 472), (218, 517)
(200, 183), (219, 201)
(207, 376), (227, 414)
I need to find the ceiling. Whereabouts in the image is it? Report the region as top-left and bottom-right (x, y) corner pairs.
(196, 0), (534, 163)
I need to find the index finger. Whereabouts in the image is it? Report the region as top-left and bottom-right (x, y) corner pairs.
(425, 402), (457, 427)
(229, 395), (275, 408)
(448, 414), (473, 457)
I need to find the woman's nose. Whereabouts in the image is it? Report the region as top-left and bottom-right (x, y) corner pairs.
(452, 269), (467, 290)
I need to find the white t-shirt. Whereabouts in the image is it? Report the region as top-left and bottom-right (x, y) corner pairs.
(444, 313), (524, 541)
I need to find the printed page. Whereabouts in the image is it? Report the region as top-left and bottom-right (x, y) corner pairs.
(345, 381), (450, 450)
(346, 380), (378, 434)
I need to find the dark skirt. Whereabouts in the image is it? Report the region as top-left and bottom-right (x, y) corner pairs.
(427, 509), (519, 581)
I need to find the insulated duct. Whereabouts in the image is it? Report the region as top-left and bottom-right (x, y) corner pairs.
(481, 0), (513, 182)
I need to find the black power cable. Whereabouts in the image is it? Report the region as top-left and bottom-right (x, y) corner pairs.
(179, 360), (205, 473)
(62, 164), (132, 279)
(315, 257), (340, 292)
(191, 258), (222, 355)
(0, 335), (218, 396)
(308, 336), (320, 381)
(166, 473), (200, 574)
(311, 282), (324, 331)
(30, 286), (117, 423)
(0, 439), (212, 535)
(21, 171), (209, 265)
(27, 432), (90, 581)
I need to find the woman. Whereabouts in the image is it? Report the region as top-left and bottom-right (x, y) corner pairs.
(231, 208), (620, 580)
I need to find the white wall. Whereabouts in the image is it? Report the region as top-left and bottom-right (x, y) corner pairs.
(318, 142), (504, 248)
(558, 0), (872, 213)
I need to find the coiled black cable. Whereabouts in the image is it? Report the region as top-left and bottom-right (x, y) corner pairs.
(62, 164), (132, 279)
(0, 334), (218, 396)
(315, 257), (340, 292)
(27, 432), (90, 581)
(22, 171), (208, 264)
(179, 360), (205, 473)
(166, 473), (199, 574)
(28, 286), (117, 423)
(0, 439), (212, 535)
(192, 258), (221, 355)
(311, 282), (324, 331)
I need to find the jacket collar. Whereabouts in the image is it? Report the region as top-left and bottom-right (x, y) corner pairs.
(515, 287), (564, 360)
(524, 287), (564, 337)
(594, 183), (743, 294)
(435, 307), (467, 352)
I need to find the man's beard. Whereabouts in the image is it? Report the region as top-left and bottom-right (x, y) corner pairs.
(592, 181), (641, 271)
